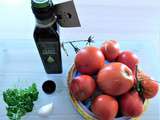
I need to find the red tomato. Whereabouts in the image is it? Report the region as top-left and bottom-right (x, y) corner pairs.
(70, 75), (96, 101)
(119, 90), (144, 117)
(91, 95), (118, 120)
(75, 46), (105, 75)
(100, 40), (120, 62)
(137, 71), (159, 99)
(141, 79), (159, 99)
(97, 62), (134, 96)
(117, 51), (139, 73)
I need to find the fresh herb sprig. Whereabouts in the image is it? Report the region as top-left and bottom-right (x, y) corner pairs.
(3, 83), (39, 120)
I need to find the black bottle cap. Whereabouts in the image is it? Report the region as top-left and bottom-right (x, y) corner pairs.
(31, 0), (54, 20)
(42, 80), (56, 94)
(31, 0), (50, 8)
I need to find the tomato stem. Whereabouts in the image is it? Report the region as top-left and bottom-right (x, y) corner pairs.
(61, 35), (94, 55)
(69, 42), (80, 53)
(61, 43), (69, 56)
(135, 65), (143, 95)
(62, 35), (94, 44)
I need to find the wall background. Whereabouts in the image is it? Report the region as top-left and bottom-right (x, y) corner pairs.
(0, 0), (160, 41)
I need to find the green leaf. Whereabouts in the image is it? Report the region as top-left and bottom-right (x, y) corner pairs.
(3, 83), (39, 120)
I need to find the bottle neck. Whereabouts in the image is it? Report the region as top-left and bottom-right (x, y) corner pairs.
(36, 16), (57, 28)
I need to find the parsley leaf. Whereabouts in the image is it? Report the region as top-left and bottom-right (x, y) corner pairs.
(3, 83), (39, 120)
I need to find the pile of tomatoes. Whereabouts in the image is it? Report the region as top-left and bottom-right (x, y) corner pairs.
(70, 40), (159, 120)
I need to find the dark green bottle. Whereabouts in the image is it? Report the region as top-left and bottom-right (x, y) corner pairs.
(31, 0), (62, 74)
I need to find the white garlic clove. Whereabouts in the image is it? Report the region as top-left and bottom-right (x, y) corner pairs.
(38, 103), (53, 116)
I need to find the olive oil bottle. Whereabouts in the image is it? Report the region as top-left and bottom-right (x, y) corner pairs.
(31, 0), (62, 74)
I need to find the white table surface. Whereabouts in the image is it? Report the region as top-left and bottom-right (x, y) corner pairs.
(0, 0), (160, 120)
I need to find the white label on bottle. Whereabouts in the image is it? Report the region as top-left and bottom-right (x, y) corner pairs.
(38, 42), (58, 55)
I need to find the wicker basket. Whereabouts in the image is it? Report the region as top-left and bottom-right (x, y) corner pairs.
(67, 64), (149, 120)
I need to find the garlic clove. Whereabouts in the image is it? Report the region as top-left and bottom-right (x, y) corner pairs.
(38, 103), (53, 116)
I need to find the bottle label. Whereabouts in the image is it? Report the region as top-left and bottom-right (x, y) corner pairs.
(37, 41), (60, 64)
(36, 40), (62, 73)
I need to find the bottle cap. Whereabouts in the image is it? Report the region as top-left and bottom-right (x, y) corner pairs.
(32, 0), (50, 8)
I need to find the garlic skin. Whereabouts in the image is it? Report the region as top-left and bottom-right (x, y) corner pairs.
(38, 103), (53, 116)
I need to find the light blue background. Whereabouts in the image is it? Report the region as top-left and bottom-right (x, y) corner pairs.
(0, 0), (160, 120)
